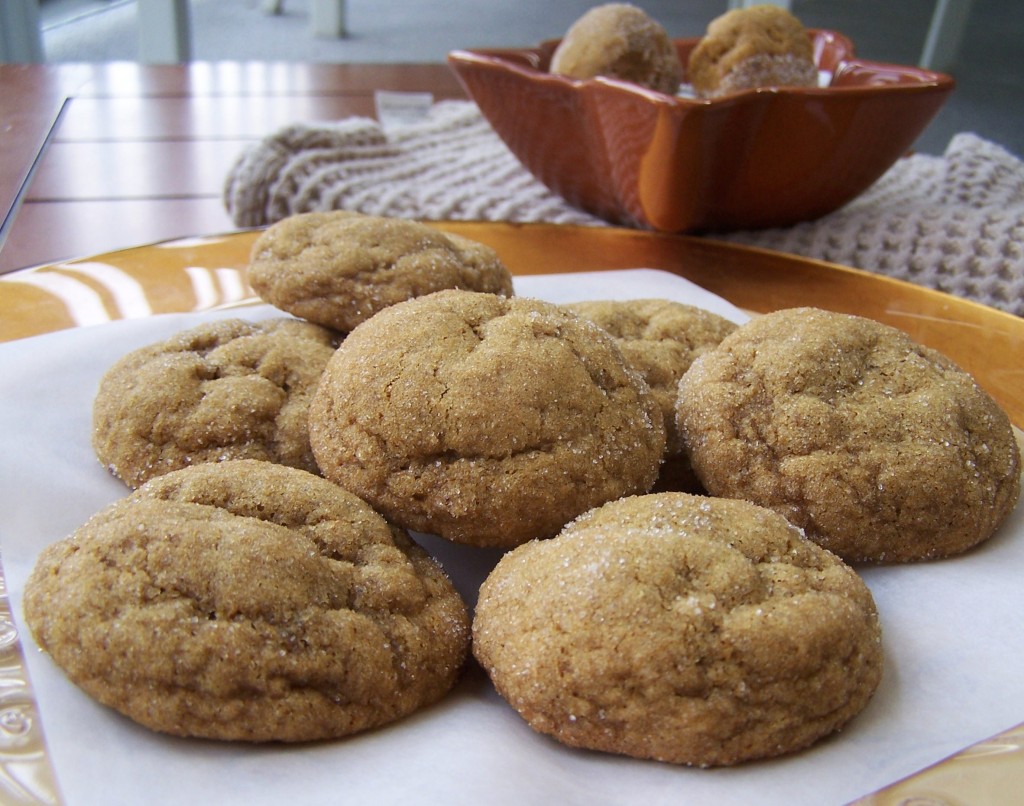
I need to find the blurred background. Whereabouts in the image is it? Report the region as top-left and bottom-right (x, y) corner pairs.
(30, 0), (1024, 156)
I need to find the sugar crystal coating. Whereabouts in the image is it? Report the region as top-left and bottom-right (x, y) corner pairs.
(310, 289), (666, 547)
(23, 459), (470, 742)
(92, 317), (340, 489)
(473, 492), (883, 766)
(677, 307), (1021, 562)
(567, 298), (737, 491)
(688, 6), (818, 98)
(248, 211), (514, 332)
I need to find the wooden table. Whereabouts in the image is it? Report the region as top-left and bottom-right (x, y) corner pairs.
(0, 61), (466, 276)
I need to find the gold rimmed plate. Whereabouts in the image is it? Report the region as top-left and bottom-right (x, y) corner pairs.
(2, 223), (1020, 424)
(0, 223), (1021, 805)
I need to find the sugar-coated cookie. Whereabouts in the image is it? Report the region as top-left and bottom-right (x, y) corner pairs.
(550, 3), (683, 95)
(473, 492), (883, 766)
(567, 298), (738, 492)
(309, 289), (666, 548)
(687, 5), (818, 98)
(23, 460), (470, 742)
(247, 211), (514, 332)
(92, 317), (339, 488)
(678, 307), (1021, 562)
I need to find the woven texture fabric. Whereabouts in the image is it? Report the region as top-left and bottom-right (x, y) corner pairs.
(224, 100), (1024, 316)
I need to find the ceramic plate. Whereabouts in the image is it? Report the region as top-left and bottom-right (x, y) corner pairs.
(0, 224), (1020, 805)
(448, 34), (954, 232)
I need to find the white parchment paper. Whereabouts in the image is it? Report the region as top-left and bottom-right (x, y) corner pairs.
(0, 270), (1021, 806)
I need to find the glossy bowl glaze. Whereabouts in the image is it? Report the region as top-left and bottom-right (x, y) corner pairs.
(448, 31), (954, 233)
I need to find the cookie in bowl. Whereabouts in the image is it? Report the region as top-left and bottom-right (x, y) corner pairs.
(687, 5), (819, 98)
(549, 3), (683, 94)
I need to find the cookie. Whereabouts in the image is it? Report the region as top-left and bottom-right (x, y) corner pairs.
(687, 6), (818, 99)
(473, 492), (883, 766)
(549, 3), (683, 95)
(92, 317), (338, 489)
(309, 289), (665, 548)
(247, 211), (514, 332)
(567, 298), (738, 492)
(22, 459), (470, 742)
(677, 307), (1021, 563)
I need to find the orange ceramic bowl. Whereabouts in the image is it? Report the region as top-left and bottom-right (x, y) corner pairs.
(447, 31), (954, 233)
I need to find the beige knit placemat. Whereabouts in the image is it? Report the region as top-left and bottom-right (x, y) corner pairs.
(223, 100), (1023, 316)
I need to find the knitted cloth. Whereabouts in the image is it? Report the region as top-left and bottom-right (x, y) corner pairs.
(224, 100), (1024, 316)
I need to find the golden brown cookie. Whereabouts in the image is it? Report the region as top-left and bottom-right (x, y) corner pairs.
(23, 459), (470, 742)
(550, 3), (684, 95)
(567, 298), (738, 492)
(687, 5), (818, 98)
(309, 289), (666, 548)
(247, 211), (514, 332)
(92, 317), (339, 489)
(678, 307), (1021, 563)
(473, 492), (883, 766)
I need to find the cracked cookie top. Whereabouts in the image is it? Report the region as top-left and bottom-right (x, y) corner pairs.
(309, 289), (666, 548)
(92, 317), (339, 488)
(23, 459), (470, 742)
(473, 492), (882, 766)
(677, 307), (1021, 562)
(247, 211), (514, 332)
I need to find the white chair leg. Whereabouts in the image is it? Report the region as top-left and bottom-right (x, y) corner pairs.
(0, 0), (44, 63)
(137, 0), (192, 64)
(311, 0), (347, 38)
(920, 0), (974, 71)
